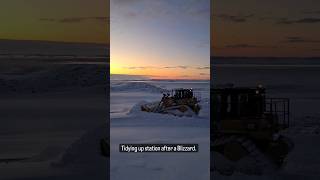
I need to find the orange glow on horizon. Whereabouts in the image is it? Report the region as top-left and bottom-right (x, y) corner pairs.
(110, 53), (209, 80)
(110, 62), (209, 80)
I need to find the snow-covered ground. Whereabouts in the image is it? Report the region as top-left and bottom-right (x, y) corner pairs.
(0, 63), (108, 180)
(2, 53), (320, 180)
(110, 77), (210, 180)
(212, 60), (320, 180)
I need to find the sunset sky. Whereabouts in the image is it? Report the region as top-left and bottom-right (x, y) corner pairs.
(0, 0), (109, 44)
(110, 0), (210, 80)
(2, 0), (319, 62)
(212, 0), (320, 57)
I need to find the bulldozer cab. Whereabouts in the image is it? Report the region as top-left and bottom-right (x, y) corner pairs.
(172, 88), (194, 100)
(212, 87), (266, 120)
(211, 86), (290, 133)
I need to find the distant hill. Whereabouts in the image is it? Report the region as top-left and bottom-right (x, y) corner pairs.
(211, 56), (320, 65)
(0, 39), (109, 57)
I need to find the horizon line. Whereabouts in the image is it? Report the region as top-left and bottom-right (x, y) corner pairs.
(110, 74), (209, 81)
(211, 56), (320, 59)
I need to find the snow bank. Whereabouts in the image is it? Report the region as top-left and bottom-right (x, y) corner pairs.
(111, 82), (166, 93)
(110, 74), (149, 81)
(52, 124), (107, 169)
(0, 64), (106, 94)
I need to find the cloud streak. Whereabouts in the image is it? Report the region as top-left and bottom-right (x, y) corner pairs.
(196, 66), (210, 70)
(163, 66), (188, 69)
(214, 13), (254, 23)
(40, 17), (108, 23)
(277, 17), (320, 24)
(123, 65), (210, 70)
(224, 44), (277, 49)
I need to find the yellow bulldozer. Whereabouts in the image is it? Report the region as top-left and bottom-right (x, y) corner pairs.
(211, 85), (293, 175)
(141, 88), (201, 117)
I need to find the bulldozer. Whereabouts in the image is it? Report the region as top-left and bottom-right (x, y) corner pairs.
(211, 85), (293, 175)
(141, 88), (201, 117)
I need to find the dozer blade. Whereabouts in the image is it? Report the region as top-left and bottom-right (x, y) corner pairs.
(141, 102), (199, 117)
(211, 136), (276, 176)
